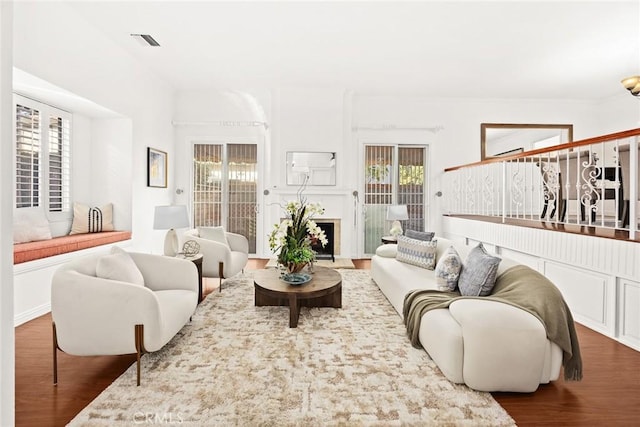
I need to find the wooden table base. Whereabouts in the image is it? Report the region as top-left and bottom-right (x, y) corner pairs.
(254, 267), (342, 328)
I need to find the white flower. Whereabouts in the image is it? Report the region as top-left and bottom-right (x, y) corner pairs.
(268, 197), (326, 254)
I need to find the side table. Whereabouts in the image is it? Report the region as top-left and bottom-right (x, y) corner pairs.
(381, 236), (397, 244)
(176, 253), (204, 303)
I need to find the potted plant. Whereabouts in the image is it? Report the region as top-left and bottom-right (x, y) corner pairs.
(269, 198), (328, 274)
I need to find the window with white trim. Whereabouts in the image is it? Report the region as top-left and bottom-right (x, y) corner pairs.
(14, 94), (72, 214)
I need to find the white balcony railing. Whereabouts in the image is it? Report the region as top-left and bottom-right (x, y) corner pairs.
(443, 129), (640, 240)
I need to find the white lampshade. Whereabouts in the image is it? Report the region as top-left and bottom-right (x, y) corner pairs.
(153, 205), (190, 256)
(386, 205), (409, 221)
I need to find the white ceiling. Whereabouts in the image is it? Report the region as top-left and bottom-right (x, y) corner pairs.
(68, 1), (639, 100)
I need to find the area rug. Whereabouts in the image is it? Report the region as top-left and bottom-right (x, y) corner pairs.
(265, 258), (356, 269)
(69, 270), (515, 426)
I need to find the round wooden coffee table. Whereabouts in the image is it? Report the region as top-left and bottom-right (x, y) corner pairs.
(253, 266), (342, 328)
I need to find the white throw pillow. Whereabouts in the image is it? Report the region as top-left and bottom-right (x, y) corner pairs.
(13, 207), (52, 243)
(69, 202), (114, 235)
(434, 246), (463, 291)
(198, 226), (229, 247)
(96, 246), (144, 286)
(396, 236), (438, 270)
(375, 244), (397, 258)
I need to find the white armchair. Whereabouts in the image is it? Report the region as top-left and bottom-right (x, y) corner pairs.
(51, 250), (198, 386)
(181, 227), (249, 291)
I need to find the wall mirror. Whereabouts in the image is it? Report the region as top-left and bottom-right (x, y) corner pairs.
(286, 151), (336, 186)
(481, 123), (573, 160)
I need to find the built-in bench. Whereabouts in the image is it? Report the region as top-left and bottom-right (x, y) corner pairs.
(13, 231), (132, 264)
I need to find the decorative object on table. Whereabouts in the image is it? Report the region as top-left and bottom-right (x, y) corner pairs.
(268, 184), (328, 274)
(147, 147), (167, 188)
(153, 205), (190, 256)
(280, 272), (312, 285)
(182, 239), (200, 256)
(386, 204), (409, 237)
(181, 228), (249, 293)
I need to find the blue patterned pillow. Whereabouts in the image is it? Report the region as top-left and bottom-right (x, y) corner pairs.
(405, 229), (435, 241)
(396, 236), (437, 270)
(434, 246), (462, 291)
(458, 243), (501, 296)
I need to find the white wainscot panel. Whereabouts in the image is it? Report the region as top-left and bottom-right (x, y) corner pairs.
(543, 261), (615, 336)
(618, 278), (640, 351)
(499, 247), (541, 271)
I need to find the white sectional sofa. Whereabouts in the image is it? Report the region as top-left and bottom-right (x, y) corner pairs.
(371, 237), (564, 393)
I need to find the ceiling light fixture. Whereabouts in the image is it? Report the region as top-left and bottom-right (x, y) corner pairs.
(130, 34), (160, 47)
(621, 76), (640, 97)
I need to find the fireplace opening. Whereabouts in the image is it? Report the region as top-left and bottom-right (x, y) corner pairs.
(311, 222), (335, 262)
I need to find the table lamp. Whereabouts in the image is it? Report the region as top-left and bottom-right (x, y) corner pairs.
(387, 205), (408, 237)
(153, 205), (190, 256)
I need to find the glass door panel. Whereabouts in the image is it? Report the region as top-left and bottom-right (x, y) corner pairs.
(193, 144), (223, 226)
(399, 146), (426, 232)
(364, 145), (394, 254)
(227, 144), (258, 253)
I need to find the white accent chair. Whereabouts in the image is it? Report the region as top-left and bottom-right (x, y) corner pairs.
(51, 252), (198, 386)
(181, 228), (249, 291)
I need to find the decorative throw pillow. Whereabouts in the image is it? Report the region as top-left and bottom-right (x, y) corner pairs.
(198, 226), (229, 247)
(396, 235), (438, 270)
(13, 207), (52, 243)
(458, 243), (501, 296)
(405, 229), (435, 242)
(96, 246), (144, 286)
(375, 244), (397, 258)
(69, 202), (114, 235)
(434, 246), (463, 291)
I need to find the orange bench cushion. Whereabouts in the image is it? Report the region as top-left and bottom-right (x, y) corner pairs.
(13, 231), (132, 264)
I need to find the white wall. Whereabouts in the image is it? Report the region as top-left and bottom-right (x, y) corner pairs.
(0, 3), (14, 425)
(13, 1), (175, 252)
(89, 118), (133, 231)
(595, 92), (640, 134)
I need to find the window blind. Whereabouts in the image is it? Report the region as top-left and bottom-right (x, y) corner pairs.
(15, 95), (72, 214)
(15, 103), (41, 208)
(48, 115), (71, 212)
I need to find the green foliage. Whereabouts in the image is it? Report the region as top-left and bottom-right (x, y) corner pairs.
(366, 164), (390, 183)
(268, 198), (327, 270)
(399, 165), (424, 185)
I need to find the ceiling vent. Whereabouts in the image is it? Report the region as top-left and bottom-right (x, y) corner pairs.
(130, 34), (160, 47)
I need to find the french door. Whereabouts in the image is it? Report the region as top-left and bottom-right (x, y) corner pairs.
(192, 143), (259, 253)
(362, 144), (427, 255)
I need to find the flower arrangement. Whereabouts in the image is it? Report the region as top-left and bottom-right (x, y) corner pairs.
(269, 198), (328, 273)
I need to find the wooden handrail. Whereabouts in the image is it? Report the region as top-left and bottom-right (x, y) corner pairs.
(444, 127), (640, 172)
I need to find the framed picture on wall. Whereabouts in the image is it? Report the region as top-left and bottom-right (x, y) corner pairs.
(147, 147), (167, 188)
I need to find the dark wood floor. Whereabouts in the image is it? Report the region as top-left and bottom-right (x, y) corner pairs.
(15, 259), (640, 426)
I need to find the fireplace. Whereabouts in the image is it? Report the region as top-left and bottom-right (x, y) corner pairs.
(311, 221), (339, 262)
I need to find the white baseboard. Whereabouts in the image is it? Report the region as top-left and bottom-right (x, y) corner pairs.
(14, 302), (50, 327)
